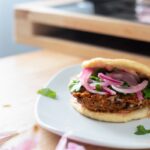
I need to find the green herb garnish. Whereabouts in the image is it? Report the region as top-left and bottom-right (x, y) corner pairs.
(68, 80), (82, 92)
(95, 84), (101, 91)
(90, 76), (100, 82)
(143, 83), (150, 99)
(134, 125), (150, 135)
(123, 82), (129, 87)
(92, 68), (106, 76)
(37, 88), (56, 99)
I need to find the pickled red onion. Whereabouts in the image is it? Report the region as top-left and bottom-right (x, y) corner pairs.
(107, 71), (145, 100)
(80, 68), (107, 95)
(111, 80), (148, 94)
(107, 71), (138, 85)
(136, 91), (144, 100)
(103, 87), (116, 95)
(80, 68), (93, 91)
(80, 68), (148, 99)
(98, 73), (123, 85)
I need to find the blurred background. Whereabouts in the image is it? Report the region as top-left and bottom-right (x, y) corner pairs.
(0, 0), (37, 57)
(0, 0), (150, 57)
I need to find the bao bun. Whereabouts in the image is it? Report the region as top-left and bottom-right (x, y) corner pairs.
(71, 58), (150, 122)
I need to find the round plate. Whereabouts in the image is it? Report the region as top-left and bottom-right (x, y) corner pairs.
(35, 65), (150, 149)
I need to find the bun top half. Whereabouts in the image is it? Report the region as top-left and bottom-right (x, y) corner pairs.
(82, 58), (150, 78)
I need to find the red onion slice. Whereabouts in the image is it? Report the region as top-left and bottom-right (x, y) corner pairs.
(136, 91), (144, 100)
(107, 70), (139, 86)
(107, 71), (145, 100)
(80, 68), (107, 95)
(111, 80), (148, 94)
(80, 68), (147, 98)
(80, 68), (93, 91)
(98, 73), (123, 85)
(103, 87), (116, 95)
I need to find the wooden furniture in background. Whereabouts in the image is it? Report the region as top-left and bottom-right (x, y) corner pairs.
(15, 0), (150, 55)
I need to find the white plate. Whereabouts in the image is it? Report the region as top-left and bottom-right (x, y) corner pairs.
(35, 65), (150, 149)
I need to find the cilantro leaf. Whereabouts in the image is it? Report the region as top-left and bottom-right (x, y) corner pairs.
(134, 125), (150, 135)
(37, 88), (56, 99)
(90, 76), (100, 82)
(123, 82), (129, 87)
(95, 84), (101, 91)
(143, 86), (150, 99)
(68, 80), (82, 92)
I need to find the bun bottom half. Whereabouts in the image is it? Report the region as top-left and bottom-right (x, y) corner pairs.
(71, 98), (150, 122)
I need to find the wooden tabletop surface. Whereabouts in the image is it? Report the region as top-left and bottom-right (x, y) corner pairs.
(0, 49), (149, 150)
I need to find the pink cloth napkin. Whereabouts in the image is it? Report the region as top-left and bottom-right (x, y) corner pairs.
(0, 126), (86, 150)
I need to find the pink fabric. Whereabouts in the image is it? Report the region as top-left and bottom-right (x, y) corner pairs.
(67, 142), (86, 150)
(11, 137), (38, 150)
(56, 135), (86, 150)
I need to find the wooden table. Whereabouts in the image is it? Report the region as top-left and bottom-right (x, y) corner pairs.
(0, 49), (149, 150)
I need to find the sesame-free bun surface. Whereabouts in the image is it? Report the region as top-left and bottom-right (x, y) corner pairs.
(82, 58), (150, 77)
(71, 98), (150, 122)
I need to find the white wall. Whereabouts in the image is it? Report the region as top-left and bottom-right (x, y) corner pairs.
(0, 0), (37, 57)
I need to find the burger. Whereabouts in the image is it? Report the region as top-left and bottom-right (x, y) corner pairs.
(68, 58), (150, 122)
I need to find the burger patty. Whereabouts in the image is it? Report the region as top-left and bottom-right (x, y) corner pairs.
(72, 90), (150, 113)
